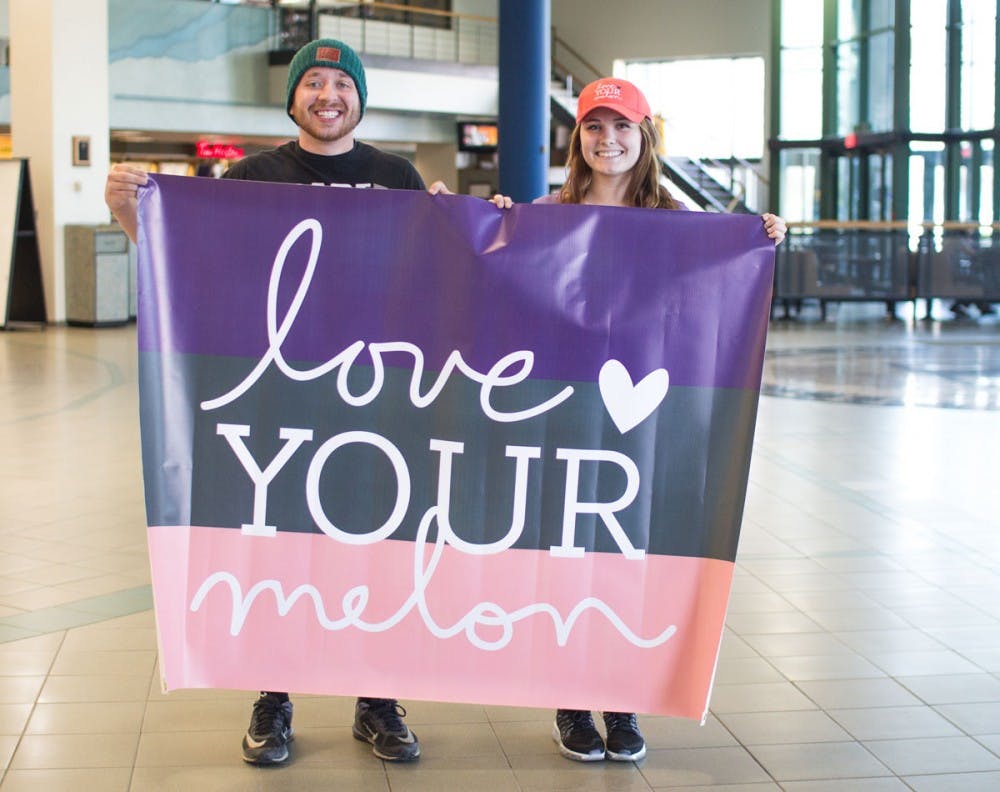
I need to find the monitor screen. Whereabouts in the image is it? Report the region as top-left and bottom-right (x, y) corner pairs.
(457, 121), (498, 152)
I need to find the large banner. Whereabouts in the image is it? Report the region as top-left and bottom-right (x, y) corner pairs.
(138, 174), (774, 720)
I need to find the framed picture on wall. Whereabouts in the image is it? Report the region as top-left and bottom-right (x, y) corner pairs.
(72, 136), (91, 167)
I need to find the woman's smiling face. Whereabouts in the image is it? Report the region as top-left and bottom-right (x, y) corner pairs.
(578, 107), (643, 178)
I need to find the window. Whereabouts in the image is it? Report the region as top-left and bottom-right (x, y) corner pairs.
(779, 0), (824, 139)
(910, 2), (948, 133)
(620, 57), (765, 160)
(961, 0), (997, 130)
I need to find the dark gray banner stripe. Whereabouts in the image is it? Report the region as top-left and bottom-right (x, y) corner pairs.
(140, 352), (760, 562)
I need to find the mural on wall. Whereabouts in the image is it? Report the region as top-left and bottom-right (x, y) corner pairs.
(0, 0), (276, 130)
(109, 0), (273, 106)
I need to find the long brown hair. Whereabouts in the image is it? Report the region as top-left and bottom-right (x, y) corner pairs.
(557, 118), (679, 210)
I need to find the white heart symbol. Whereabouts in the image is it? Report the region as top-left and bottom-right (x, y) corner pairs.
(598, 359), (669, 434)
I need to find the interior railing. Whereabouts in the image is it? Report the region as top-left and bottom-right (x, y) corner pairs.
(551, 32), (601, 94)
(658, 118), (769, 213)
(774, 220), (1000, 320)
(272, 1), (498, 65)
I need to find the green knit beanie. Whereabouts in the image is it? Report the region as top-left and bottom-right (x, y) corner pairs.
(286, 39), (367, 118)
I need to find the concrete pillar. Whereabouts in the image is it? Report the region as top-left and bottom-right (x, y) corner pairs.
(498, 0), (549, 202)
(10, 0), (111, 322)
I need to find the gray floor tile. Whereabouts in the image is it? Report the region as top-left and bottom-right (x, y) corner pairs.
(638, 746), (772, 787)
(767, 652), (885, 681)
(827, 705), (962, 740)
(902, 771), (1000, 792)
(747, 740), (890, 781)
(3, 315), (1000, 790)
(510, 751), (652, 790)
(709, 682), (817, 714)
(796, 678), (923, 709)
(0, 768), (132, 792)
(780, 780), (910, 791)
(717, 710), (852, 745)
(9, 733), (139, 770)
(385, 755), (520, 792)
(26, 701), (146, 735)
(863, 735), (1000, 775)
(934, 701), (1000, 735)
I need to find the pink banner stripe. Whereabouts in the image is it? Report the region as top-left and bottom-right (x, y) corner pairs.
(148, 525), (734, 719)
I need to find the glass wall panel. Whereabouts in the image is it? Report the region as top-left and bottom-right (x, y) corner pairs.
(870, 0), (895, 28)
(959, 144), (970, 220)
(910, 2), (948, 132)
(779, 148), (821, 220)
(837, 155), (854, 218)
(775, 0), (997, 225)
(961, 0), (997, 130)
(838, 0), (861, 39)
(781, 0), (824, 47)
(837, 40), (861, 135)
(779, 0), (824, 139)
(623, 58), (764, 159)
(869, 31), (895, 131)
(868, 151), (892, 220)
(910, 142), (946, 223)
(781, 49), (823, 138)
(908, 150), (926, 225)
(980, 140), (995, 224)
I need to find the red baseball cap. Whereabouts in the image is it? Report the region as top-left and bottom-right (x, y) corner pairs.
(575, 78), (652, 124)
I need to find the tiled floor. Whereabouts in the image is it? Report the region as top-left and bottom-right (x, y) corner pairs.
(0, 303), (998, 790)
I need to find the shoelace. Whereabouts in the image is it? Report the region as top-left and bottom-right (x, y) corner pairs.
(603, 712), (638, 732)
(365, 699), (408, 735)
(558, 709), (595, 728)
(250, 696), (288, 737)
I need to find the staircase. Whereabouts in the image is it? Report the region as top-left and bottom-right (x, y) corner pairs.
(549, 80), (576, 127)
(660, 156), (753, 214)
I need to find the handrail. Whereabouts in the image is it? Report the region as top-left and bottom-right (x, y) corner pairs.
(786, 220), (1000, 231)
(551, 31), (603, 94)
(659, 117), (769, 189)
(551, 32), (603, 84)
(319, 0), (496, 24)
(654, 113), (769, 212)
(788, 220), (911, 230)
(298, 1), (498, 66)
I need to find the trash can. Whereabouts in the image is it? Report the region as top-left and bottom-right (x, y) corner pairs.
(64, 224), (131, 326)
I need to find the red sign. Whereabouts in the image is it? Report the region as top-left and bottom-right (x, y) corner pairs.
(196, 141), (245, 160)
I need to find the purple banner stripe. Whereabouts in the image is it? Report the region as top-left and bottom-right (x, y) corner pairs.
(137, 174), (773, 390)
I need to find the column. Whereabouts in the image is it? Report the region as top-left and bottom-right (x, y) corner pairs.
(497, 0), (549, 202)
(9, 0), (111, 322)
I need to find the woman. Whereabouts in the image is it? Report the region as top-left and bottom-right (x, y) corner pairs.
(537, 77), (785, 764)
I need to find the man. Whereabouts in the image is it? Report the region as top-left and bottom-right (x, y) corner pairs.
(105, 38), (424, 766)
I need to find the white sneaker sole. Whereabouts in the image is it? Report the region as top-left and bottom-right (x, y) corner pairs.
(606, 744), (646, 762)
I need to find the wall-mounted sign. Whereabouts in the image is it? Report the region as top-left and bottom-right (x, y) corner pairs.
(196, 141), (245, 160)
(72, 136), (91, 166)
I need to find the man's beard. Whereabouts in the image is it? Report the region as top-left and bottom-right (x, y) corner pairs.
(294, 104), (361, 144)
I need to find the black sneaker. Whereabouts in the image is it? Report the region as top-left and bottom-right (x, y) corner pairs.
(352, 697), (420, 761)
(241, 692), (293, 764)
(603, 711), (646, 761)
(552, 709), (605, 761)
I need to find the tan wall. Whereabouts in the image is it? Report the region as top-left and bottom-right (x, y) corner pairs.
(414, 143), (459, 191)
(550, 0), (771, 72)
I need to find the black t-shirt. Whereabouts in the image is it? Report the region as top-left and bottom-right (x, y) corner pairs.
(222, 140), (425, 191)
